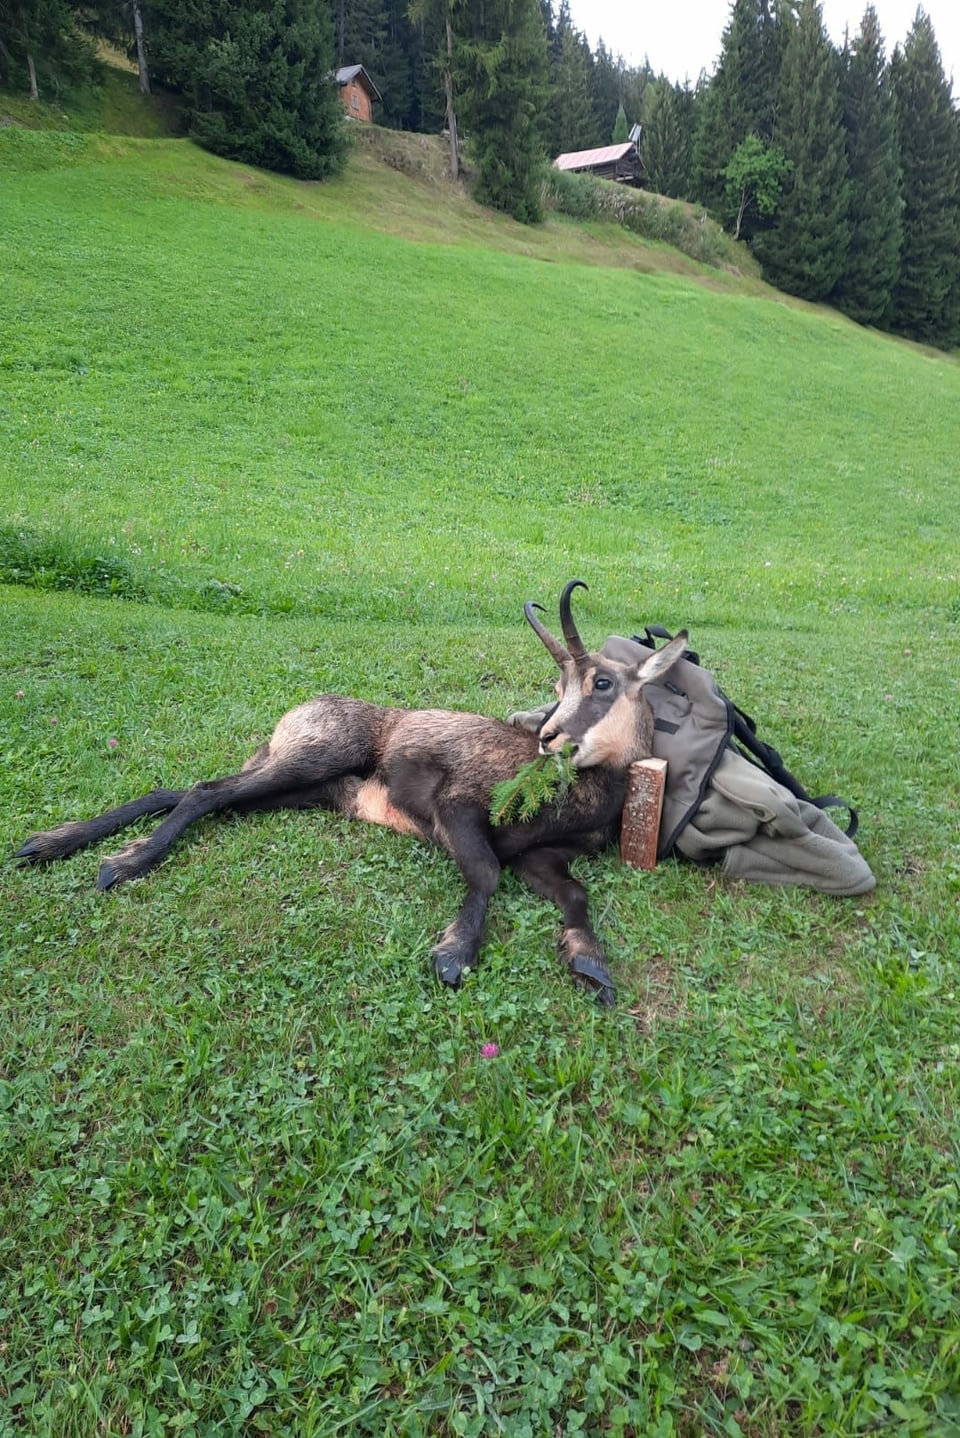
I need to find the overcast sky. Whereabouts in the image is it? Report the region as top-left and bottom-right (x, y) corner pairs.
(567, 0), (958, 93)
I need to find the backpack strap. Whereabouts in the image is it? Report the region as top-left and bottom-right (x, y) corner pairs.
(641, 625), (700, 667)
(730, 706), (859, 838)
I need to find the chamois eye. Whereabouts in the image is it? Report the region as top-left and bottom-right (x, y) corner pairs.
(594, 677), (613, 692)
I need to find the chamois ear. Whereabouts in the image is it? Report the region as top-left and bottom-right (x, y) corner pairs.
(634, 630), (688, 687)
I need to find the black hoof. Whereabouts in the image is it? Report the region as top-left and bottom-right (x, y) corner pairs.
(433, 949), (472, 989)
(95, 860), (122, 891)
(569, 954), (617, 1008)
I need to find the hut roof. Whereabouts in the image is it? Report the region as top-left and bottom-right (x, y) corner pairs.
(553, 142), (637, 171)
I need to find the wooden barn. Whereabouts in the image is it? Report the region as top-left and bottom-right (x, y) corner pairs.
(553, 141), (644, 187)
(335, 64), (381, 123)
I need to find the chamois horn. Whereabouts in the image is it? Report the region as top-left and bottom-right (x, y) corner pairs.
(559, 579), (589, 662)
(524, 601), (570, 666)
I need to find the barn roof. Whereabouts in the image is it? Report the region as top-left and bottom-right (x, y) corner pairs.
(553, 142), (637, 170)
(335, 64), (382, 101)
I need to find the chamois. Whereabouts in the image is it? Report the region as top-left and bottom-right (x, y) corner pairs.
(16, 582), (687, 1003)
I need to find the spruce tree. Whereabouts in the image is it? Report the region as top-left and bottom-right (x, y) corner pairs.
(754, 0), (850, 300)
(590, 39), (621, 143)
(336, 0), (386, 83)
(643, 79), (692, 197)
(544, 1), (598, 154)
(145, 0), (347, 181)
(691, 0), (781, 216)
(333, 0), (421, 129)
(950, 107), (960, 341)
(61, 0), (151, 91)
(407, 0), (466, 176)
(456, 0), (549, 222)
(620, 60), (654, 132)
(671, 80), (699, 197)
(402, 0), (449, 135)
(0, 0), (98, 96)
(831, 7), (902, 325)
(888, 12), (960, 348)
(611, 101), (628, 142)
(376, 0), (423, 127)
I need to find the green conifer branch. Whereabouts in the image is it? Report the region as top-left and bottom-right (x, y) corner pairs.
(489, 746), (577, 826)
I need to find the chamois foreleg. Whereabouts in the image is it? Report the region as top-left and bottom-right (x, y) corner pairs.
(511, 846), (616, 1007)
(15, 789), (189, 865)
(430, 807), (503, 988)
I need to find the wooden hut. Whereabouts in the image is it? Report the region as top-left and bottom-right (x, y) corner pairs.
(553, 141), (644, 187)
(335, 65), (381, 123)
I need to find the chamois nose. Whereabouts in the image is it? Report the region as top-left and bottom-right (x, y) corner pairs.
(539, 727), (576, 757)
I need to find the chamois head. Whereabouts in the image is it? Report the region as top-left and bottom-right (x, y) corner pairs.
(525, 580), (688, 770)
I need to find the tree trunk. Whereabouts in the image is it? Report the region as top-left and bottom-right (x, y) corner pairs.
(444, 15), (460, 180)
(27, 53), (38, 101)
(131, 0), (151, 95)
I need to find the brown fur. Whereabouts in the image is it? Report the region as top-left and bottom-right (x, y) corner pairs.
(15, 584), (687, 1002)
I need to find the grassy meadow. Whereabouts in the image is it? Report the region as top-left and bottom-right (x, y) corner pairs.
(2, 111), (960, 1436)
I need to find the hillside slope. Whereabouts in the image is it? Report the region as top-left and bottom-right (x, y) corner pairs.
(0, 54), (182, 137)
(2, 119), (958, 629)
(1, 61), (757, 283)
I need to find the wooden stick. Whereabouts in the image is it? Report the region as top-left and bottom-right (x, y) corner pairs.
(620, 757), (668, 870)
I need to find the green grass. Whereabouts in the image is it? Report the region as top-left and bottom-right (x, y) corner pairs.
(2, 123), (960, 1436)
(0, 56), (182, 138)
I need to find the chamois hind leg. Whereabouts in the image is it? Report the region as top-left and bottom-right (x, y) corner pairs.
(94, 751), (344, 890)
(15, 789), (188, 866)
(14, 776), (345, 869)
(511, 846), (616, 1007)
(14, 739), (280, 868)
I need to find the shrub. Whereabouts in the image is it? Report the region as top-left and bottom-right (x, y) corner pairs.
(542, 168), (755, 274)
